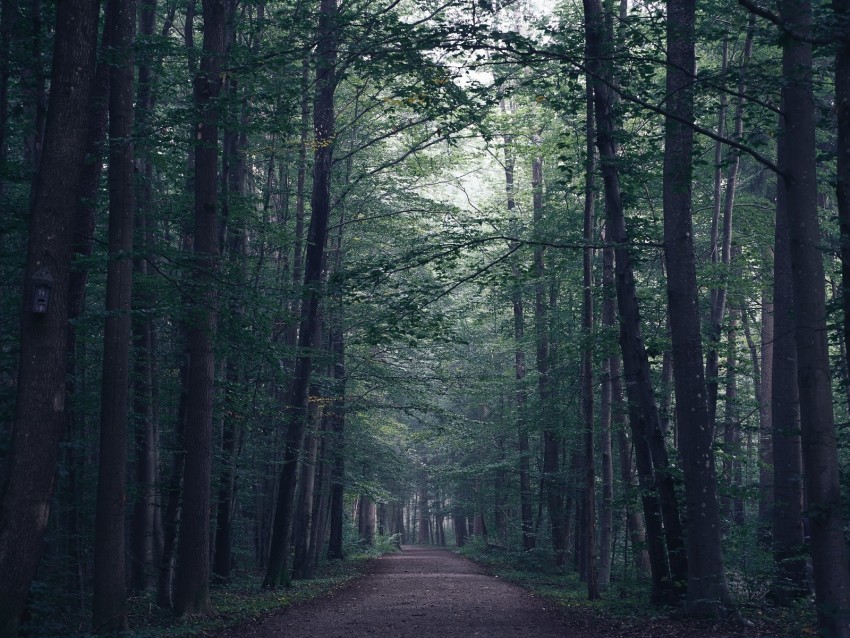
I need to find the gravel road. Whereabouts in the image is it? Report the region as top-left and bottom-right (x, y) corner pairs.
(212, 545), (569, 637)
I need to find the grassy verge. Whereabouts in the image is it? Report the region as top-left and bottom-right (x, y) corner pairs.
(455, 539), (814, 637)
(24, 542), (399, 638)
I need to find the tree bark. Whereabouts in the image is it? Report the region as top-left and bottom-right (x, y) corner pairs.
(582, 80), (599, 600)
(0, 1), (99, 633)
(781, 0), (850, 628)
(129, 0), (158, 594)
(92, 0), (136, 629)
(326, 324), (347, 560)
(173, 0), (226, 616)
(582, 0), (685, 602)
(663, 0), (730, 613)
(836, 0), (850, 421)
(263, 0), (337, 586)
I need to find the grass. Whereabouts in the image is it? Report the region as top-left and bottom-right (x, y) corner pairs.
(22, 541), (399, 638)
(455, 538), (817, 637)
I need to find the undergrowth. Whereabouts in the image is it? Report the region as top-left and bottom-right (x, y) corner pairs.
(21, 536), (400, 638)
(455, 537), (817, 637)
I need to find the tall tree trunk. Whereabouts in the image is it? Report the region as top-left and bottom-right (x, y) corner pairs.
(598, 348), (614, 588)
(418, 472), (430, 544)
(770, 112), (806, 604)
(63, 2), (114, 606)
(130, 0), (158, 596)
(293, 398), (321, 578)
(326, 324), (347, 560)
(781, 0), (850, 628)
(263, 0), (337, 587)
(604, 244), (649, 579)
(663, 0), (730, 614)
(583, 0), (685, 602)
(836, 0), (850, 421)
(757, 288), (774, 542)
(503, 110), (534, 553)
(706, 23), (754, 427)
(212, 64), (249, 584)
(533, 145), (565, 564)
(173, 0), (226, 616)
(92, 0), (136, 629)
(0, 0), (14, 196)
(721, 308), (744, 525)
(582, 80), (599, 600)
(0, 1), (100, 633)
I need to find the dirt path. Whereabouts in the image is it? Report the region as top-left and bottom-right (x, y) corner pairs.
(212, 546), (569, 637)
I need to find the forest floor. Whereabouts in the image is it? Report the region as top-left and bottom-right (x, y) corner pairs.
(203, 546), (792, 637)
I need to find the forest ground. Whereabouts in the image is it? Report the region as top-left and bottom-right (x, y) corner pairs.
(203, 546), (789, 637)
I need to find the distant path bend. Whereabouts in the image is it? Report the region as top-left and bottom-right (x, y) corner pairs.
(217, 545), (569, 637)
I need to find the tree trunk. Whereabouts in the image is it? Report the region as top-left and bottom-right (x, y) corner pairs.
(0, 0), (15, 196)
(706, 23), (754, 428)
(582, 80), (599, 600)
(756, 288), (774, 543)
(781, 0), (850, 627)
(721, 308), (743, 526)
(583, 0), (685, 602)
(293, 402), (321, 578)
(129, 0), (158, 595)
(604, 244), (648, 579)
(212, 68), (249, 584)
(264, 0), (337, 587)
(836, 0), (850, 432)
(0, 1), (99, 633)
(663, 0), (729, 613)
(326, 325), (347, 560)
(173, 0), (226, 616)
(418, 474), (430, 544)
(92, 0), (136, 626)
(532, 148), (565, 565)
(63, 1), (113, 606)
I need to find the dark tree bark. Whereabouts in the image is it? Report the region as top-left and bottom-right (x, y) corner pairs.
(92, 0), (136, 630)
(501, 107), (534, 553)
(780, 0), (850, 628)
(769, 112), (806, 604)
(582, 0), (685, 603)
(292, 398), (321, 578)
(838, 0), (850, 412)
(755, 288), (774, 542)
(418, 473), (431, 544)
(604, 244), (650, 579)
(533, 144), (565, 564)
(263, 0), (337, 585)
(0, 1), (100, 634)
(63, 1), (114, 604)
(721, 307), (744, 526)
(212, 59), (249, 584)
(326, 324), (347, 561)
(130, 14), (159, 589)
(598, 343), (614, 588)
(663, 0), (730, 614)
(705, 23), (754, 428)
(0, 0), (14, 196)
(358, 495), (376, 546)
(173, 0), (226, 616)
(582, 80), (599, 600)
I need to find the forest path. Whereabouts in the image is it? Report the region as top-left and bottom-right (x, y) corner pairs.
(211, 545), (570, 637)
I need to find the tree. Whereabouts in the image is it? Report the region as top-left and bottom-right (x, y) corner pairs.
(264, 0), (339, 587)
(0, 1), (101, 634)
(173, 0), (227, 616)
(780, 0), (850, 628)
(92, 0), (136, 630)
(662, 0), (730, 615)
